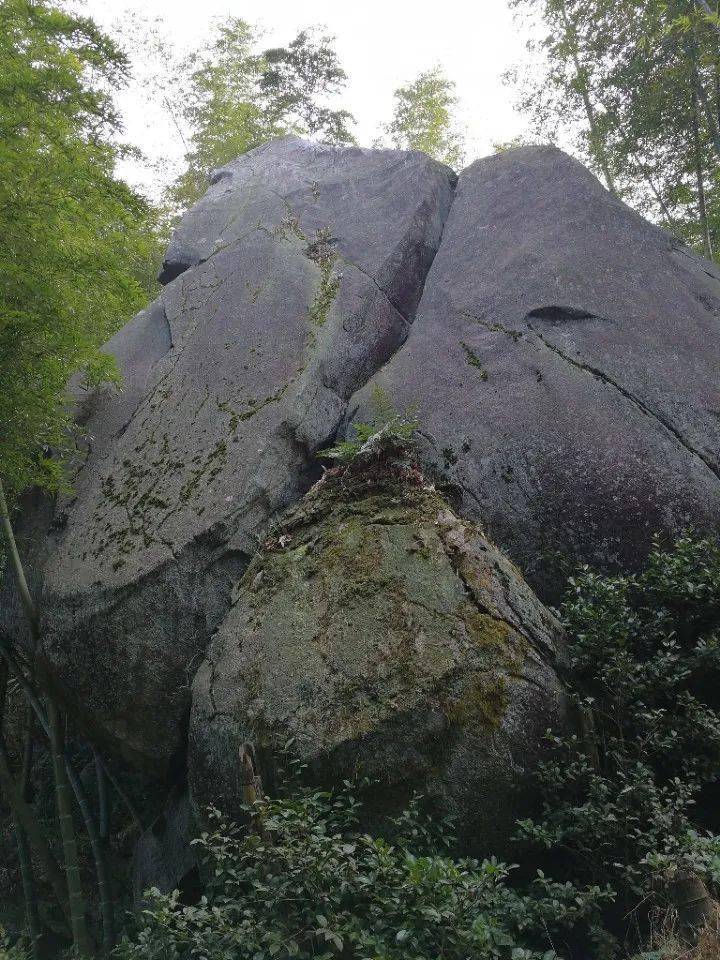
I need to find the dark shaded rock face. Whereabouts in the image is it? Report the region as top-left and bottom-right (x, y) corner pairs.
(0, 138), (454, 769)
(349, 146), (720, 598)
(189, 466), (566, 856)
(132, 790), (198, 905)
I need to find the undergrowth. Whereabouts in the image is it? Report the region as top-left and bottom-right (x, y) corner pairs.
(115, 789), (608, 960)
(519, 534), (720, 957)
(113, 534), (720, 959)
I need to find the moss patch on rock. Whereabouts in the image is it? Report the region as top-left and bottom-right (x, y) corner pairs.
(190, 448), (567, 855)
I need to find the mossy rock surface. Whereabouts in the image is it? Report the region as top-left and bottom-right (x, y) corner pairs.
(190, 467), (566, 855)
(0, 137), (453, 770)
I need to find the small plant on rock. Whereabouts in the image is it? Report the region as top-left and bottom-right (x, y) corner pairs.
(320, 388), (418, 467)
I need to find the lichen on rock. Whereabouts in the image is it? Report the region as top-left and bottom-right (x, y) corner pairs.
(189, 437), (566, 855)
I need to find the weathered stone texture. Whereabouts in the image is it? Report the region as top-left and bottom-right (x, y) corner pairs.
(349, 146), (720, 597)
(190, 468), (565, 855)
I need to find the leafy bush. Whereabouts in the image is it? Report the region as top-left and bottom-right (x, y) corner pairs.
(115, 536), (720, 959)
(0, 929), (29, 960)
(115, 789), (608, 960)
(518, 536), (720, 951)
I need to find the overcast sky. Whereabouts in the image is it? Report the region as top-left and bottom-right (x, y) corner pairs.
(79, 0), (541, 199)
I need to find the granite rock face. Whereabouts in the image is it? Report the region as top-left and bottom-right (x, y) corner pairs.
(0, 138), (454, 768)
(3, 136), (720, 822)
(349, 146), (720, 598)
(189, 463), (566, 856)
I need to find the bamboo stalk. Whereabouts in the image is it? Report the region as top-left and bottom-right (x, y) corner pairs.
(14, 822), (42, 960)
(0, 483), (111, 951)
(66, 756), (114, 953)
(95, 755), (144, 833)
(48, 699), (93, 956)
(0, 657), (42, 956)
(0, 642), (115, 953)
(0, 736), (70, 922)
(0, 481), (38, 637)
(21, 711), (34, 800)
(94, 749), (109, 843)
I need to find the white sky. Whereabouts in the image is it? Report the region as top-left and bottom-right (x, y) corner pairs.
(79, 0), (541, 199)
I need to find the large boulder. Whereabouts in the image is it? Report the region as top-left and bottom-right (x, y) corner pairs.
(0, 138), (454, 769)
(348, 146), (720, 598)
(189, 452), (566, 856)
(5, 137), (720, 799)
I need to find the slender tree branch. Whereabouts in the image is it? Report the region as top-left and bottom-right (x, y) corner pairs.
(0, 481), (39, 635)
(558, 0), (618, 195)
(695, 0), (720, 38)
(691, 81), (714, 258)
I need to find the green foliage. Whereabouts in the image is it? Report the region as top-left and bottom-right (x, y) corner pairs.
(321, 390), (418, 464)
(384, 65), (465, 168)
(115, 788), (608, 960)
(167, 19), (275, 210)
(508, 0), (720, 257)
(0, 928), (29, 960)
(0, 0), (158, 500)
(260, 29), (355, 146)
(168, 21), (354, 211)
(518, 535), (720, 951)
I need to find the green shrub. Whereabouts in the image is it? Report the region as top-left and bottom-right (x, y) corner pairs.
(115, 789), (608, 960)
(0, 929), (29, 960)
(518, 535), (720, 952)
(116, 535), (720, 959)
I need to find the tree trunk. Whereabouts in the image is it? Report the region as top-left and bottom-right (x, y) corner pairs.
(691, 84), (714, 258)
(239, 742), (269, 840)
(558, 0), (618, 195)
(48, 699), (93, 956)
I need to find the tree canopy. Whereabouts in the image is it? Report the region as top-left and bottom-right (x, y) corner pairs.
(168, 21), (355, 211)
(384, 65), (466, 168)
(0, 0), (157, 500)
(510, 0), (720, 257)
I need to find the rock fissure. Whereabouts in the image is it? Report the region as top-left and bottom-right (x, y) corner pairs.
(526, 322), (720, 485)
(457, 307), (720, 488)
(336, 251), (411, 325)
(438, 523), (545, 660)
